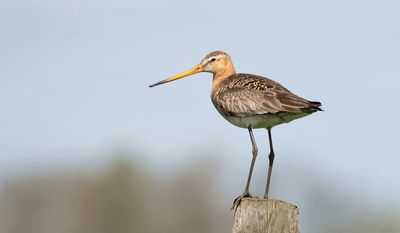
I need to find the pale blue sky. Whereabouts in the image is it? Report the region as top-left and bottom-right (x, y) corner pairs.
(1, 0), (399, 213)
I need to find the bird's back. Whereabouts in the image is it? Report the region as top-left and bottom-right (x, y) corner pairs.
(211, 73), (321, 128)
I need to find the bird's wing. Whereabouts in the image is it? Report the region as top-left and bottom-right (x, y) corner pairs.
(216, 88), (282, 116)
(215, 76), (312, 116)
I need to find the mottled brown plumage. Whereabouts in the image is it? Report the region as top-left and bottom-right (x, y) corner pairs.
(149, 51), (322, 210)
(211, 73), (321, 129)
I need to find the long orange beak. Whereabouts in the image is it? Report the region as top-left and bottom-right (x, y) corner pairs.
(149, 64), (204, 87)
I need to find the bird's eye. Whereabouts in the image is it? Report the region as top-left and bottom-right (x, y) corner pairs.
(210, 58), (216, 62)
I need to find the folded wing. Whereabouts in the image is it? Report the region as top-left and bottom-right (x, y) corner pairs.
(214, 74), (320, 117)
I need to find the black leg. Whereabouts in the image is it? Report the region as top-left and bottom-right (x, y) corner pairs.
(264, 127), (275, 199)
(244, 126), (258, 194)
(232, 126), (258, 210)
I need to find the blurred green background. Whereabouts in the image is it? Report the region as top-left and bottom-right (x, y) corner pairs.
(1, 0), (400, 232)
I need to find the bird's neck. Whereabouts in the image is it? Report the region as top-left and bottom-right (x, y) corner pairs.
(212, 63), (236, 89)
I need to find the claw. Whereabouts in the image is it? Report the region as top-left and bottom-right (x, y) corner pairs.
(231, 192), (252, 211)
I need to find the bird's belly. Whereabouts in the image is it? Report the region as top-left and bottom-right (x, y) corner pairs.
(224, 115), (281, 128)
(222, 112), (311, 129)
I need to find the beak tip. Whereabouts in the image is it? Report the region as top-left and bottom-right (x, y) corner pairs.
(148, 82), (161, 88)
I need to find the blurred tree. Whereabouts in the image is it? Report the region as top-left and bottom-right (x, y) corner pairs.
(0, 150), (399, 233)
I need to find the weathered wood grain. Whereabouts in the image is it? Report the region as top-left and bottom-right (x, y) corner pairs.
(232, 198), (299, 233)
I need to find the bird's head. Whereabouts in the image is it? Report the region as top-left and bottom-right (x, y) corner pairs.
(200, 51), (234, 74)
(149, 51), (235, 88)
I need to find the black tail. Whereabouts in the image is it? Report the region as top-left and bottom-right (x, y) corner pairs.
(308, 101), (323, 111)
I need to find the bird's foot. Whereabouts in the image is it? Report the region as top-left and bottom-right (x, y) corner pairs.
(231, 192), (252, 211)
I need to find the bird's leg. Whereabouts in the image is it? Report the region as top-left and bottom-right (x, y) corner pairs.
(243, 126), (258, 195)
(232, 126), (258, 210)
(264, 128), (275, 199)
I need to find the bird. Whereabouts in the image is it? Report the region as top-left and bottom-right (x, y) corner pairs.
(149, 51), (322, 209)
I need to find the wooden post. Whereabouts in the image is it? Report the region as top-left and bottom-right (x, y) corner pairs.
(232, 198), (299, 233)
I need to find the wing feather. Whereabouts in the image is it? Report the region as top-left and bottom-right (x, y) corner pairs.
(213, 74), (316, 117)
